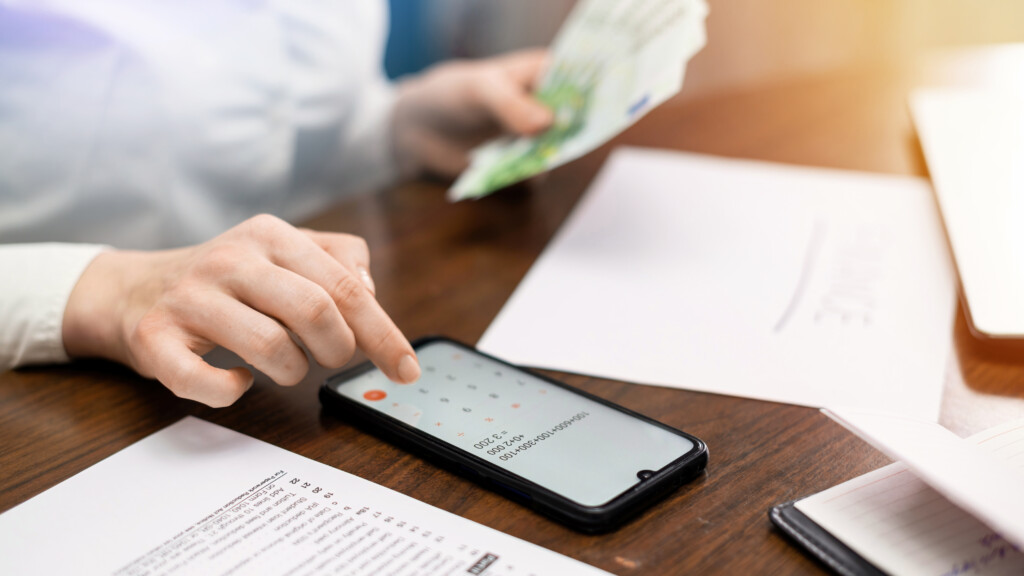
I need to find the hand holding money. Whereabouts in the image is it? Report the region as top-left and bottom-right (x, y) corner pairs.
(450, 0), (708, 201)
(392, 50), (554, 180)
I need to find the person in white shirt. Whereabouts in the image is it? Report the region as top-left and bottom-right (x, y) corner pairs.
(0, 2), (552, 407)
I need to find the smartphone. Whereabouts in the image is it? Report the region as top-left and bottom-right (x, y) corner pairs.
(319, 336), (708, 532)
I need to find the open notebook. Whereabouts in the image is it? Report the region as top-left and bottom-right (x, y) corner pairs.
(772, 413), (1024, 575)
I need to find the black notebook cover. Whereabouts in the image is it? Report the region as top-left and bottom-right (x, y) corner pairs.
(770, 500), (888, 576)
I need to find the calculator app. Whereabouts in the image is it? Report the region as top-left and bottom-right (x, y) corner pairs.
(332, 341), (696, 507)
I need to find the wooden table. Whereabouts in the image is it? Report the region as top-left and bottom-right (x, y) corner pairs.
(4, 69), (1024, 574)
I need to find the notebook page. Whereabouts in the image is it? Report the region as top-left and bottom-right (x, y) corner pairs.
(823, 409), (1024, 548)
(795, 418), (1024, 575)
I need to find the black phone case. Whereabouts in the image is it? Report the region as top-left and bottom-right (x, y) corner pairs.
(319, 336), (708, 533)
(770, 501), (887, 576)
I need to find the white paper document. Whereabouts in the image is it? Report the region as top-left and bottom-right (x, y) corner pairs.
(911, 88), (1024, 338)
(478, 147), (955, 419)
(796, 413), (1024, 575)
(0, 417), (609, 576)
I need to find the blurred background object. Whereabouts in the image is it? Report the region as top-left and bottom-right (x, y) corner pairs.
(386, 0), (1024, 98)
(385, 0), (572, 79)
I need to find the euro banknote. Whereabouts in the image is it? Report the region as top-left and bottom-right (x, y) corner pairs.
(449, 0), (707, 201)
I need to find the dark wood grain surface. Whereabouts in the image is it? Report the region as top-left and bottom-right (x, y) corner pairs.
(4, 68), (1024, 574)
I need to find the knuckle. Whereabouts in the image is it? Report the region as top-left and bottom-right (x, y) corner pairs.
(244, 213), (288, 239)
(129, 313), (161, 349)
(329, 273), (367, 308)
(371, 327), (403, 354)
(245, 325), (308, 387)
(209, 381), (247, 408)
(193, 244), (241, 277)
(333, 341), (356, 369)
(335, 327), (357, 362)
(127, 313), (166, 372)
(340, 324), (357, 351)
(313, 324), (356, 370)
(271, 348), (309, 388)
(247, 324), (292, 362)
(277, 360), (309, 388)
(298, 288), (337, 329)
(163, 285), (214, 330)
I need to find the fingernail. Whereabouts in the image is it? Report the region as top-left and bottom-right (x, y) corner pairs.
(397, 354), (420, 383)
(357, 267), (375, 293)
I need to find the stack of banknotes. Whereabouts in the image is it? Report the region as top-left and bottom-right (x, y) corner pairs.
(449, 0), (708, 201)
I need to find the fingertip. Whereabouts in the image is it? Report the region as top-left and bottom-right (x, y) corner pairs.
(396, 353), (421, 384)
(230, 366), (255, 392)
(208, 366), (254, 407)
(274, 356), (310, 387)
(483, 73), (553, 136)
(501, 102), (552, 136)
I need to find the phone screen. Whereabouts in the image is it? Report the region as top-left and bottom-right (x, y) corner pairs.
(329, 340), (696, 507)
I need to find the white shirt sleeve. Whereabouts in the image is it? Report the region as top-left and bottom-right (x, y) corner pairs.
(0, 1), (398, 250)
(0, 244), (108, 370)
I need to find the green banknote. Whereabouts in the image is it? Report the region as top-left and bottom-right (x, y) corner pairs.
(449, 0), (707, 201)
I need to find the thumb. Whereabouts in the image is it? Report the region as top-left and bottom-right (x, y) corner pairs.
(476, 71), (554, 136)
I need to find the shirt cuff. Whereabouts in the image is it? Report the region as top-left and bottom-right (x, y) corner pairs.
(0, 243), (110, 369)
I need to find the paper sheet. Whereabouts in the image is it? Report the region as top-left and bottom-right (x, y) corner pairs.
(796, 415), (1024, 575)
(479, 147), (955, 419)
(911, 88), (1024, 338)
(0, 417), (610, 576)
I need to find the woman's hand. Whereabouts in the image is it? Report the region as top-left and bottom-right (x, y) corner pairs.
(62, 214), (419, 407)
(392, 49), (554, 179)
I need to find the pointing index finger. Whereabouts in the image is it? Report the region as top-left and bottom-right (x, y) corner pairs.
(325, 271), (420, 383)
(268, 227), (420, 384)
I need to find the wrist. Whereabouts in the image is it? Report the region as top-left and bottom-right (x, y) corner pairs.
(391, 77), (427, 181)
(62, 250), (143, 364)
